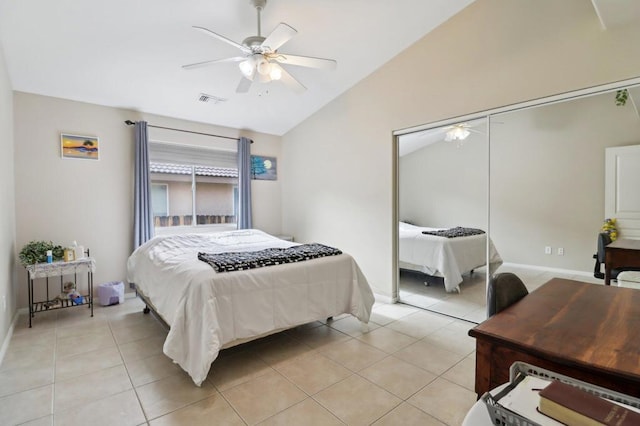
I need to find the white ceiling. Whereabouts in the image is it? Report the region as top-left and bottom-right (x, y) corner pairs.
(0, 0), (474, 135)
(591, 0), (640, 29)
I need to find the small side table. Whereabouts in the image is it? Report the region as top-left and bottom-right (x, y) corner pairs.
(604, 238), (640, 285)
(26, 256), (95, 328)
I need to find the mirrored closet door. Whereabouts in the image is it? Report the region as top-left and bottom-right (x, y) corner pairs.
(397, 118), (489, 323)
(395, 80), (640, 324)
(489, 85), (640, 295)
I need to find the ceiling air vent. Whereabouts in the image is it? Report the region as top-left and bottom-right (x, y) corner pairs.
(198, 93), (227, 104)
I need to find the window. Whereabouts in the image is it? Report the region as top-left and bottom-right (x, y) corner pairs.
(149, 142), (238, 228)
(151, 184), (168, 217)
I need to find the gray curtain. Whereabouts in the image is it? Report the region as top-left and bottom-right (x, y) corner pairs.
(237, 137), (253, 229)
(134, 121), (154, 248)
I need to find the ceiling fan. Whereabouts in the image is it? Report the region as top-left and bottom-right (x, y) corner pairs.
(182, 0), (337, 94)
(443, 122), (483, 142)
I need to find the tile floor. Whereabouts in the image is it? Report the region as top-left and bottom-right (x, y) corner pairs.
(0, 296), (480, 426)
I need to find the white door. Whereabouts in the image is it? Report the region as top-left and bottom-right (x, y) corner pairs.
(605, 145), (640, 239)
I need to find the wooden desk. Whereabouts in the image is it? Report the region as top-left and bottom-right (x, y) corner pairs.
(605, 238), (640, 285)
(469, 278), (640, 399)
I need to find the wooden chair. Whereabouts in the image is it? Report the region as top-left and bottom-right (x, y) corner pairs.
(593, 232), (612, 279)
(487, 272), (529, 317)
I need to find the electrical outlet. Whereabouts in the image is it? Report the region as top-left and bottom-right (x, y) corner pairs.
(545, 246), (552, 255)
(558, 247), (564, 255)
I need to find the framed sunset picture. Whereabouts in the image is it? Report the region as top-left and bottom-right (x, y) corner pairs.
(61, 133), (99, 160)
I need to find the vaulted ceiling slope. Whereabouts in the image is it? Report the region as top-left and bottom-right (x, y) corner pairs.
(591, 0), (640, 29)
(0, 0), (475, 135)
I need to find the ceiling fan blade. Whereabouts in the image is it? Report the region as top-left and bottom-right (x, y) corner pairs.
(273, 53), (337, 70)
(236, 76), (253, 93)
(272, 64), (306, 93)
(192, 26), (250, 53)
(182, 56), (246, 70)
(261, 23), (297, 52)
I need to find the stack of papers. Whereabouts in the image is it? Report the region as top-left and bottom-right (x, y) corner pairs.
(495, 375), (563, 425)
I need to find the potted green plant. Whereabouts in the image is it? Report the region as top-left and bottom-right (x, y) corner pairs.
(19, 241), (64, 266)
(615, 89), (629, 106)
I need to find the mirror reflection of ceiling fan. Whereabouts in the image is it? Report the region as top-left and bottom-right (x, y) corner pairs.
(182, 0), (337, 94)
(398, 119), (489, 156)
(443, 122), (483, 141)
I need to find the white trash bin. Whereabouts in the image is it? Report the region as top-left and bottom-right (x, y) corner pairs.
(98, 281), (125, 306)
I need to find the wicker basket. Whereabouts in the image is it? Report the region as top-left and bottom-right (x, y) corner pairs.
(481, 362), (640, 426)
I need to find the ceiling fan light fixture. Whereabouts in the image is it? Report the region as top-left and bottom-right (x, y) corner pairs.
(256, 57), (272, 76)
(269, 65), (282, 81)
(257, 72), (272, 83)
(238, 58), (255, 78)
(240, 55), (280, 83)
(445, 125), (470, 142)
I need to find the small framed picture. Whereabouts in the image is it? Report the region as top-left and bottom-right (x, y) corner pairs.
(251, 155), (277, 180)
(61, 133), (99, 160)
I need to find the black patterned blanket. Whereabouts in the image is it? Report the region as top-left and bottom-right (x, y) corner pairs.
(422, 227), (485, 238)
(198, 243), (343, 273)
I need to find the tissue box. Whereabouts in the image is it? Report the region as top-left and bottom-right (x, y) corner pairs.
(98, 281), (125, 306)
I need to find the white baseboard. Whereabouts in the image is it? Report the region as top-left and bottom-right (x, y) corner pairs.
(502, 262), (592, 277)
(374, 293), (397, 304)
(0, 310), (22, 367)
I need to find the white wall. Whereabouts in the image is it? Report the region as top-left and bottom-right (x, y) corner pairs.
(0, 41), (16, 351)
(281, 0), (640, 298)
(13, 93), (282, 308)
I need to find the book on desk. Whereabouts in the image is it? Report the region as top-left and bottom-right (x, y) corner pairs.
(539, 380), (640, 426)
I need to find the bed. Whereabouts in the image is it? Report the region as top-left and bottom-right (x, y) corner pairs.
(399, 221), (503, 293)
(126, 229), (375, 386)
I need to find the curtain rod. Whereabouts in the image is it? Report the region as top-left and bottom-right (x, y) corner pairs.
(124, 120), (242, 141)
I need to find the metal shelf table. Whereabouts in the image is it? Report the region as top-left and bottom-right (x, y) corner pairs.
(26, 255), (95, 328)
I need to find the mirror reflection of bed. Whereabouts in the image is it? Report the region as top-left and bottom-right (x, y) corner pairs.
(397, 83), (640, 323)
(397, 118), (491, 322)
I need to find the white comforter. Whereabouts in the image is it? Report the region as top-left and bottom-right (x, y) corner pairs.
(126, 229), (375, 386)
(399, 222), (503, 292)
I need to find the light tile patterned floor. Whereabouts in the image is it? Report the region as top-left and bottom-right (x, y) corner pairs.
(0, 297), (479, 425)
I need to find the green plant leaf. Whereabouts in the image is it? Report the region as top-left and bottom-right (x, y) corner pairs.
(19, 240), (65, 266)
(615, 89), (628, 106)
